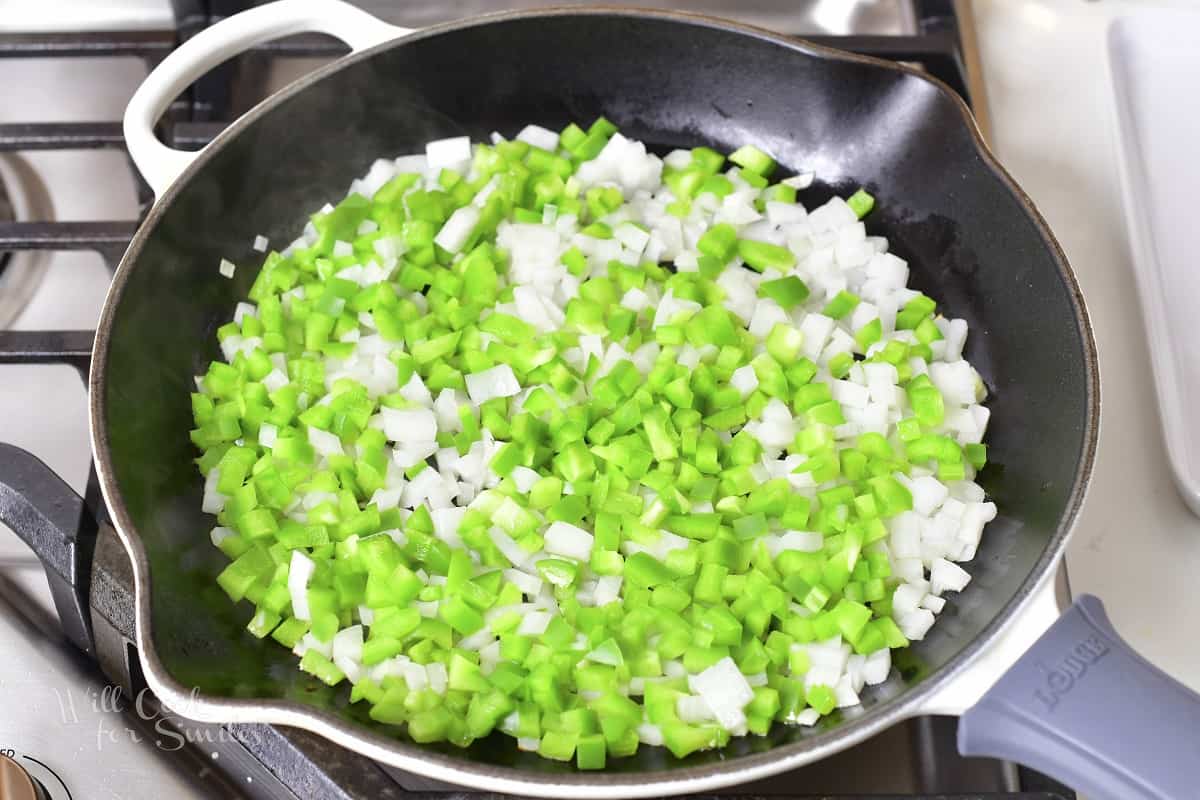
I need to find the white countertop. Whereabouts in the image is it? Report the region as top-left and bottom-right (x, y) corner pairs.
(976, 0), (1200, 692)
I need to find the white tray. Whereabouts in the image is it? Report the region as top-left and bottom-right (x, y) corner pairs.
(1109, 12), (1200, 516)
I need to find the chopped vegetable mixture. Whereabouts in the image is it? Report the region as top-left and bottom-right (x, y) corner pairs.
(191, 118), (995, 768)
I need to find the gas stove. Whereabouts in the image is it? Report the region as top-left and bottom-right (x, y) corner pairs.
(0, 2), (1075, 798)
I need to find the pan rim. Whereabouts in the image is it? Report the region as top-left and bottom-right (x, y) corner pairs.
(88, 6), (1100, 796)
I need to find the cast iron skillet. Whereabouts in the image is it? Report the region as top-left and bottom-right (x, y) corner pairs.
(63, 1), (1199, 797)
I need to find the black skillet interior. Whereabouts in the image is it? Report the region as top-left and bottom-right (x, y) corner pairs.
(99, 11), (1092, 773)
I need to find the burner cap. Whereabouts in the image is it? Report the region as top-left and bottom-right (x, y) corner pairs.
(0, 155), (51, 329)
(0, 172), (12, 280)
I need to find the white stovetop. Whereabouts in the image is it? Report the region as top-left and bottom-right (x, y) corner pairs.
(975, 0), (1200, 695)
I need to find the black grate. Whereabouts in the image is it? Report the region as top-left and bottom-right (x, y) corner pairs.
(0, 2), (1068, 799)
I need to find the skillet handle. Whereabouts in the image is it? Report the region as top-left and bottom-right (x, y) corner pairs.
(124, 0), (412, 197)
(0, 443), (97, 655)
(959, 594), (1200, 799)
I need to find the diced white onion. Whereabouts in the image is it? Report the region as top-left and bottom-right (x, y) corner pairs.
(503, 568), (543, 596)
(515, 124), (559, 151)
(307, 426), (343, 458)
(209, 526), (235, 548)
(380, 406), (438, 443)
(258, 422), (278, 449)
(862, 649), (891, 686)
(426, 661), (448, 694)
(202, 469), (226, 514)
(465, 364), (521, 405)
(637, 723), (664, 746)
(930, 558), (972, 594)
(517, 611), (553, 636)
(490, 527), (531, 568)
(677, 695), (717, 724)
(425, 136), (472, 170)
(288, 551), (316, 621)
(689, 657), (754, 731)
(898, 608), (937, 640)
(730, 364), (759, 397)
(434, 205), (480, 254)
(776, 530), (823, 553)
(545, 521), (594, 562)
(332, 625), (363, 663)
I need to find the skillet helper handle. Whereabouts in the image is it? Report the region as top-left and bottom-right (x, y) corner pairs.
(123, 0), (411, 197)
(959, 594), (1200, 800)
(0, 443), (97, 655)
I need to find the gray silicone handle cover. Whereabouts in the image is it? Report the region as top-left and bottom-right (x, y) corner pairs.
(958, 594), (1200, 800)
